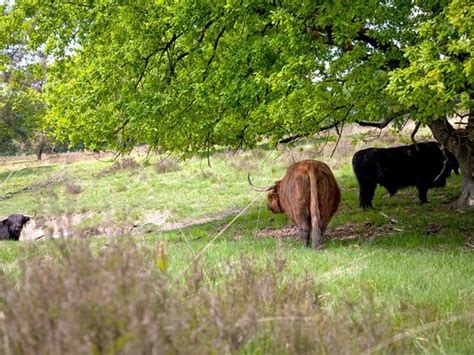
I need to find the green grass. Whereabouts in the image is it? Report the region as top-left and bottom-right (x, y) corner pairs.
(0, 146), (473, 353)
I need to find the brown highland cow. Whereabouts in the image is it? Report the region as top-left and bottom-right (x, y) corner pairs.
(249, 160), (340, 249)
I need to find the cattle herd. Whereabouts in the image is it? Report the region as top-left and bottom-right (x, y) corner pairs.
(1, 142), (459, 248)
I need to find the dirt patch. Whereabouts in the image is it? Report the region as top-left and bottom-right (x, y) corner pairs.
(254, 221), (397, 242)
(21, 212), (96, 240)
(20, 208), (243, 240)
(140, 208), (242, 233)
(326, 221), (396, 241)
(21, 211), (135, 240)
(254, 226), (299, 240)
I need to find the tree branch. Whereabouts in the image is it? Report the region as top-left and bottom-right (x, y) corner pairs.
(171, 16), (220, 71)
(355, 28), (392, 52)
(428, 116), (455, 147)
(355, 111), (408, 128)
(134, 32), (184, 89)
(411, 121), (421, 144)
(279, 105), (351, 144)
(203, 27), (226, 80)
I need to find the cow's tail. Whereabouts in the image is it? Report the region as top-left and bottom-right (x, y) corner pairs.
(309, 171), (323, 249)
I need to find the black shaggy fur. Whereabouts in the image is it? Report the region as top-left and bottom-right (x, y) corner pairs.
(0, 214), (31, 241)
(352, 142), (459, 209)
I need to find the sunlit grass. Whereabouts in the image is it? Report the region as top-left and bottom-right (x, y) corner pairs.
(0, 144), (473, 353)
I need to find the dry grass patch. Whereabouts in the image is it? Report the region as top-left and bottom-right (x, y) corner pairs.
(65, 181), (83, 195)
(229, 158), (259, 172)
(152, 158), (181, 174)
(0, 240), (422, 354)
(96, 158), (141, 176)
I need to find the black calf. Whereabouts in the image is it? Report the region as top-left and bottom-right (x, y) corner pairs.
(0, 214), (32, 240)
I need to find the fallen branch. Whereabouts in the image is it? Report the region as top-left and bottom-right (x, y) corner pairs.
(0, 175), (66, 201)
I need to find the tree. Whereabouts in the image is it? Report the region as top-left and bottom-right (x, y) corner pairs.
(0, 52), (46, 157)
(2, 0), (473, 206)
(388, 0), (473, 207)
(1, 4), (47, 158)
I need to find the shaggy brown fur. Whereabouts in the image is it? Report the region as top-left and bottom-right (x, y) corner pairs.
(268, 160), (340, 249)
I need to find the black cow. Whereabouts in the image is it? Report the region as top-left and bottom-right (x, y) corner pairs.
(352, 142), (459, 209)
(0, 214), (32, 240)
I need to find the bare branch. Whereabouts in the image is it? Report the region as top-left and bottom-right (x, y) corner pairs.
(279, 105), (350, 144)
(135, 32), (184, 89)
(330, 122), (344, 158)
(355, 110), (408, 129)
(355, 117), (395, 129)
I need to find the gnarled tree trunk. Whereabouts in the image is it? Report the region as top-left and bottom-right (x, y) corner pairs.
(429, 115), (474, 208)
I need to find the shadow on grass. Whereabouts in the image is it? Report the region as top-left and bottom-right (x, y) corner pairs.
(142, 196), (472, 253)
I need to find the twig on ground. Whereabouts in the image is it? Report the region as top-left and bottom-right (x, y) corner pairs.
(380, 212), (399, 224)
(0, 174), (66, 201)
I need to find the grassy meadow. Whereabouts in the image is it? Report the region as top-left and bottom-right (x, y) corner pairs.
(0, 129), (473, 354)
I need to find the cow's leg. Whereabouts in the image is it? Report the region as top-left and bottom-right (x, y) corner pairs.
(310, 225), (323, 250)
(298, 229), (310, 246)
(417, 186), (428, 203)
(359, 181), (376, 209)
(296, 217), (311, 246)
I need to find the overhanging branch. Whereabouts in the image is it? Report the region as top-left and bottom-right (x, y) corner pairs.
(203, 26), (226, 80)
(354, 118), (394, 129)
(279, 104), (352, 144)
(355, 111), (408, 129)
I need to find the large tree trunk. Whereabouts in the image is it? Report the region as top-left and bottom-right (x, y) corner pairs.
(429, 115), (474, 208)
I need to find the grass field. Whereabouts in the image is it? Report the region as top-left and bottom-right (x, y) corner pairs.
(0, 134), (473, 353)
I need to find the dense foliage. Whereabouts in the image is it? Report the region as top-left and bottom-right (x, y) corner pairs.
(0, 40), (45, 155)
(1, 1), (470, 153)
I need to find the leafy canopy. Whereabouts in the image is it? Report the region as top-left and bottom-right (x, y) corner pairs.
(2, 0), (472, 153)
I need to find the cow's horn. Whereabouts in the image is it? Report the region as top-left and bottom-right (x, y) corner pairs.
(24, 210), (37, 219)
(247, 173), (275, 192)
